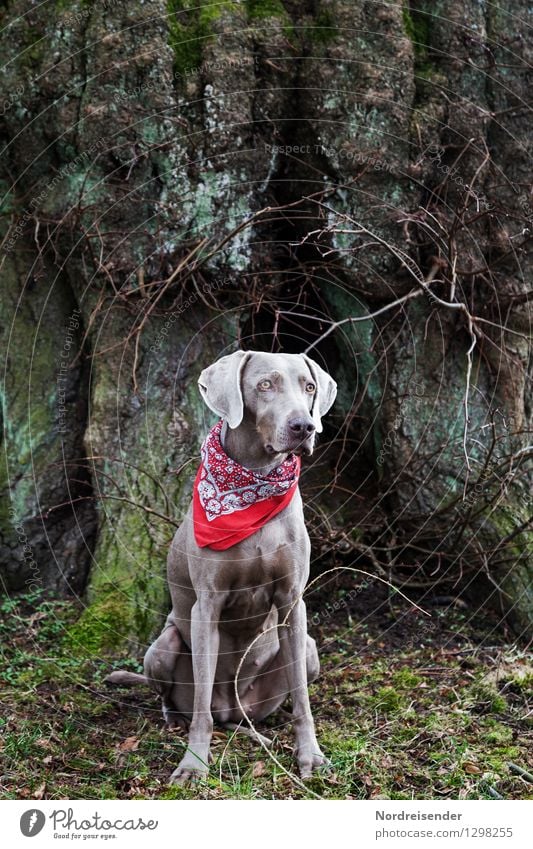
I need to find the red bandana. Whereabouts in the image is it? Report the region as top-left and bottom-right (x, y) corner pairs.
(192, 419), (301, 550)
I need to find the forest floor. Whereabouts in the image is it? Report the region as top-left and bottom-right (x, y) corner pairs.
(1, 578), (531, 801)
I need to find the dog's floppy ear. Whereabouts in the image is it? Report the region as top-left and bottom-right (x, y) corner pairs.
(198, 350), (252, 429)
(301, 353), (337, 433)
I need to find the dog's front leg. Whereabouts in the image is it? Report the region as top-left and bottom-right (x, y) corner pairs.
(169, 596), (220, 785)
(279, 598), (328, 778)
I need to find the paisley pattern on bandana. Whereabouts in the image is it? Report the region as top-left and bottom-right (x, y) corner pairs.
(197, 419), (300, 521)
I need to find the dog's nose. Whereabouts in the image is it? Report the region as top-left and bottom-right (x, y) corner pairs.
(288, 416), (316, 435)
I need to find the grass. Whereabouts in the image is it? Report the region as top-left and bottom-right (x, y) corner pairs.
(0, 586), (531, 800)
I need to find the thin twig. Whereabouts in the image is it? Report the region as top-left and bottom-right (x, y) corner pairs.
(39, 493), (180, 528)
(301, 288), (425, 354)
(463, 314), (478, 476)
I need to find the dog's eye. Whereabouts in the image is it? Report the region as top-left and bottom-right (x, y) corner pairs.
(305, 382), (316, 394)
(258, 379), (273, 391)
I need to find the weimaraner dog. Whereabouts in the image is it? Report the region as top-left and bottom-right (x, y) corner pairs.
(107, 350), (337, 785)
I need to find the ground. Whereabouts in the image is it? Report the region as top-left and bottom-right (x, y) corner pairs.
(0, 580), (531, 801)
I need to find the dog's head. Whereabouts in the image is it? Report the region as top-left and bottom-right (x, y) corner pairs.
(198, 350), (337, 456)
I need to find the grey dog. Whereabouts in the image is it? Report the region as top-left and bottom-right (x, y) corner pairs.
(107, 350), (337, 785)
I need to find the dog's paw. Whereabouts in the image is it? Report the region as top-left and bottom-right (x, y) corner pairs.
(296, 747), (331, 780)
(169, 755), (209, 787)
(163, 709), (189, 732)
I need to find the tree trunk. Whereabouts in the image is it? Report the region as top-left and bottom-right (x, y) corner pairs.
(1, 0), (531, 648)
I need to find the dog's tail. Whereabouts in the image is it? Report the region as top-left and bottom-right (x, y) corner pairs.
(104, 670), (149, 687)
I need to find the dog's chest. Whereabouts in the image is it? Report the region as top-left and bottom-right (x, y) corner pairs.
(219, 531), (306, 628)
(218, 560), (275, 635)
(222, 580), (272, 618)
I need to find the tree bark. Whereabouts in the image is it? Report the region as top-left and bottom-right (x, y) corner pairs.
(1, 0), (531, 647)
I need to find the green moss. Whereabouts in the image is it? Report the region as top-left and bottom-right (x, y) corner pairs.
(402, 1), (440, 89)
(489, 504), (530, 561)
(75, 500), (171, 655)
(244, 0), (293, 40)
(487, 503), (533, 633)
(14, 22), (47, 69)
(402, 3), (430, 59)
(306, 9), (338, 45)
(485, 745), (521, 775)
(0, 253), (81, 556)
(63, 587), (136, 656)
(71, 308), (241, 655)
(507, 671), (533, 692)
(246, 0), (286, 19)
(482, 720), (513, 746)
(372, 686), (404, 714)
(159, 785), (199, 800)
(167, 1), (238, 75)
(466, 682), (507, 714)
(322, 731), (367, 764)
(167, 1), (201, 74)
(392, 668), (422, 688)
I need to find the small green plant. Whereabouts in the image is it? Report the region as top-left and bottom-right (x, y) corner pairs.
(392, 668), (422, 688)
(372, 686), (404, 713)
(466, 682), (507, 714)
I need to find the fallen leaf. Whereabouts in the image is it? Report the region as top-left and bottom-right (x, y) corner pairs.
(463, 762), (482, 774)
(43, 755), (53, 765)
(252, 761), (265, 778)
(370, 787), (386, 799)
(118, 736), (139, 752)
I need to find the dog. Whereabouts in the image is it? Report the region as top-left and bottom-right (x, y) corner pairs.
(107, 350), (337, 785)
